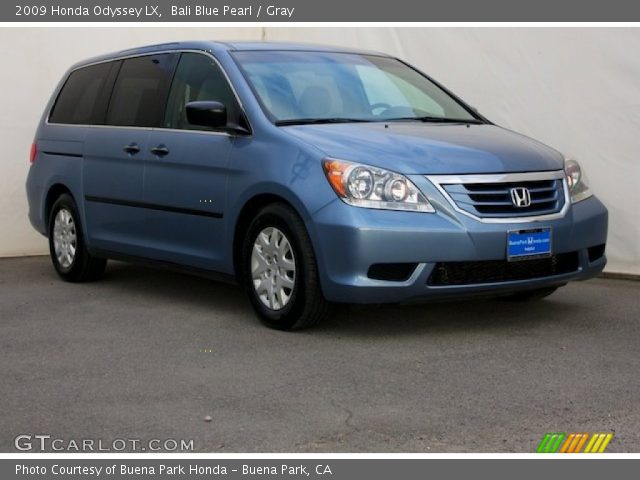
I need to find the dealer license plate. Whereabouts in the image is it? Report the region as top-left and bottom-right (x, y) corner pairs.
(507, 228), (552, 260)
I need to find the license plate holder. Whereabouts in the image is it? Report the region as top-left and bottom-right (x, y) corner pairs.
(507, 228), (552, 261)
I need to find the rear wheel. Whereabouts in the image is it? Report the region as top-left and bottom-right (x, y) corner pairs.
(241, 203), (332, 330)
(48, 193), (106, 282)
(505, 286), (559, 301)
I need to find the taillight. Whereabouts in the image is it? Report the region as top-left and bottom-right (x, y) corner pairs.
(29, 143), (37, 164)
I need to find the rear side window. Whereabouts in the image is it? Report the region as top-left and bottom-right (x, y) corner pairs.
(163, 53), (239, 131)
(49, 62), (113, 125)
(106, 54), (176, 128)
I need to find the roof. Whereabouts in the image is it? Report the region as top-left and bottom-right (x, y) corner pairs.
(70, 41), (390, 69)
(221, 41), (386, 56)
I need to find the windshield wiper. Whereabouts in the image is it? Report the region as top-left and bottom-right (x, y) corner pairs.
(385, 116), (483, 124)
(275, 118), (374, 126)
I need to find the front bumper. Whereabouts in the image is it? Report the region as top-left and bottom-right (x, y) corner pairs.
(309, 192), (608, 304)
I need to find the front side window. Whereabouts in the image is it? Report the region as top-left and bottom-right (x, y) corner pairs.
(106, 54), (176, 128)
(232, 51), (479, 125)
(164, 53), (239, 131)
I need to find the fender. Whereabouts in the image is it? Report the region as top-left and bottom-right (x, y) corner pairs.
(224, 180), (335, 275)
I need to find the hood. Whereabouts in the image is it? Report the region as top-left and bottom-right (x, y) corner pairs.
(283, 123), (564, 175)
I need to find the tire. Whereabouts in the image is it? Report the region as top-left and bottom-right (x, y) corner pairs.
(505, 286), (559, 302)
(241, 203), (332, 330)
(48, 193), (107, 282)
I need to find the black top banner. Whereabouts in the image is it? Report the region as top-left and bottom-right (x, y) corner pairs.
(5, 0), (640, 22)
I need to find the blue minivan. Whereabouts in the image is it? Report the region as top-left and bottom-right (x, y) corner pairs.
(26, 41), (608, 329)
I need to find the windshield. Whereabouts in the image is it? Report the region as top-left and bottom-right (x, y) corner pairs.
(232, 51), (480, 125)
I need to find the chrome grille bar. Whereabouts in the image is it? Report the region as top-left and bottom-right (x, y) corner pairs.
(426, 170), (570, 223)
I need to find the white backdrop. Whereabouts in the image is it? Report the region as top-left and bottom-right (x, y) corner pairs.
(1, 27), (638, 274)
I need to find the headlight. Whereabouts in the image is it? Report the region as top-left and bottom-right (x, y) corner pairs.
(322, 159), (435, 212)
(564, 158), (593, 203)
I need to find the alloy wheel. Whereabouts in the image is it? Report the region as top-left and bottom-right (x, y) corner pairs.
(251, 227), (296, 310)
(52, 208), (77, 269)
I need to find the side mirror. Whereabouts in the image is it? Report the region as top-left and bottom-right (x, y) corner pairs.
(186, 101), (227, 129)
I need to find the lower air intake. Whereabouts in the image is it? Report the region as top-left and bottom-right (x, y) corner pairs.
(427, 252), (580, 286)
(368, 263), (418, 282)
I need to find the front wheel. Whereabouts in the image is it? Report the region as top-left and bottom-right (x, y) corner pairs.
(48, 193), (106, 282)
(241, 203), (332, 330)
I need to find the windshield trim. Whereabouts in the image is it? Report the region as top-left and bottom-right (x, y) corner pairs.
(230, 50), (490, 127)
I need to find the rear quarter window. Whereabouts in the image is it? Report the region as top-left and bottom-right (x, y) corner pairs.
(49, 62), (114, 125)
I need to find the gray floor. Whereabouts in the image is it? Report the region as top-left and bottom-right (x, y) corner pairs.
(0, 256), (638, 452)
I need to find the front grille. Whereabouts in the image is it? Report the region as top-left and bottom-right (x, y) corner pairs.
(368, 263), (418, 282)
(440, 178), (565, 218)
(427, 252), (580, 286)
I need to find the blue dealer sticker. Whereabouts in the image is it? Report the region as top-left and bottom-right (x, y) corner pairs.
(507, 228), (552, 260)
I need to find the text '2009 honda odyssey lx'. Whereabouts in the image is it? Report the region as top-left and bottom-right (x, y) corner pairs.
(26, 41), (608, 329)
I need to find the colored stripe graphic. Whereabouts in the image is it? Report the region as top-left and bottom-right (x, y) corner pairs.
(597, 433), (613, 453)
(584, 433), (614, 453)
(536, 433), (552, 453)
(572, 433), (589, 453)
(562, 433), (587, 453)
(591, 434), (606, 453)
(584, 434), (599, 453)
(536, 433), (565, 453)
(559, 433), (576, 453)
(548, 433), (566, 453)
(538, 432), (613, 453)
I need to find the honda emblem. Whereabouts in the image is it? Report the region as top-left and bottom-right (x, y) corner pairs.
(510, 187), (532, 208)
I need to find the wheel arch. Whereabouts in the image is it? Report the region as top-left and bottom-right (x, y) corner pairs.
(44, 183), (74, 233)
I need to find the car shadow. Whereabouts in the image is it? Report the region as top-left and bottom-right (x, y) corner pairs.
(99, 260), (248, 310)
(35, 258), (587, 337)
(316, 296), (581, 338)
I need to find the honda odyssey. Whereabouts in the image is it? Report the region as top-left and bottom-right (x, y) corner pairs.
(26, 41), (608, 329)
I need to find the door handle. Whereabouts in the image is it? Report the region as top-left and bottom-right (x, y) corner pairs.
(150, 145), (170, 157)
(123, 143), (140, 155)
